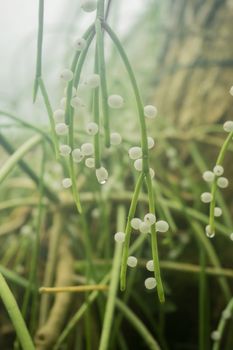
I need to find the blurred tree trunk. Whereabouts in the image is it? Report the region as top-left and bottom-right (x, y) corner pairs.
(154, 0), (233, 128)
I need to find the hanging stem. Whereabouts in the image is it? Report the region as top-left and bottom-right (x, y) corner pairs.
(33, 0), (44, 102)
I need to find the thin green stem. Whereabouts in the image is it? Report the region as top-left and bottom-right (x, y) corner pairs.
(38, 78), (59, 158)
(212, 298), (233, 350)
(33, 0), (44, 102)
(0, 273), (35, 350)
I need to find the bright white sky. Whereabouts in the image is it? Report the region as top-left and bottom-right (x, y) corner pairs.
(0, 1), (145, 116)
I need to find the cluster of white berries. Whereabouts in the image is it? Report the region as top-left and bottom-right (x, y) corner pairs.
(128, 142), (155, 175)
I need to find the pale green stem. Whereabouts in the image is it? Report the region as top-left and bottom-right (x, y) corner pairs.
(33, 0), (44, 102)
(212, 298), (233, 350)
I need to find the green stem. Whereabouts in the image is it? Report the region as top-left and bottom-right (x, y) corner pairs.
(99, 206), (125, 350)
(38, 78), (59, 158)
(33, 0), (44, 102)
(0, 273), (35, 350)
(213, 298), (233, 350)
(93, 44), (101, 168)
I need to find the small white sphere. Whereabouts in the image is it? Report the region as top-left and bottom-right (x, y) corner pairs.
(81, 143), (94, 156)
(213, 165), (224, 176)
(110, 132), (122, 146)
(81, 0), (97, 12)
(202, 171), (215, 183)
(85, 74), (100, 88)
(223, 120), (233, 132)
(230, 233), (233, 241)
(130, 218), (142, 230)
(156, 220), (169, 232)
(205, 225), (215, 238)
(128, 146), (142, 160)
(139, 222), (151, 234)
(108, 94), (124, 109)
(201, 192), (213, 203)
(72, 148), (84, 163)
(217, 177), (229, 189)
(134, 159), (143, 171)
(85, 157), (95, 168)
(60, 97), (67, 109)
(55, 123), (68, 135)
(86, 122), (99, 135)
(70, 96), (85, 109)
(59, 144), (71, 156)
(144, 277), (157, 290)
(229, 86), (233, 96)
(53, 109), (65, 122)
(150, 168), (155, 179)
(96, 167), (108, 184)
(64, 86), (76, 97)
(62, 178), (72, 188)
(211, 330), (221, 341)
(114, 231), (125, 243)
(147, 137), (155, 149)
(144, 213), (156, 226)
(60, 69), (73, 82)
(214, 207), (222, 217)
(144, 105), (158, 119)
(222, 309), (231, 320)
(73, 37), (87, 51)
(127, 256), (138, 268)
(146, 260), (154, 272)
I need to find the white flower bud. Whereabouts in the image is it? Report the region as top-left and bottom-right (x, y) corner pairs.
(96, 167), (108, 184)
(222, 309), (231, 320)
(205, 225), (215, 238)
(81, 143), (94, 156)
(139, 222), (150, 234)
(147, 137), (155, 149)
(202, 170), (215, 183)
(144, 105), (157, 119)
(156, 220), (169, 232)
(70, 96), (85, 109)
(213, 165), (224, 176)
(134, 159), (142, 171)
(60, 69), (73, 82)
(214, 207), (222, 217)
(201, 192), (212, 203)
(223, 120), (233, 132)
(217, 177), (229, 188)
(73, 37), (87, 51)
(130, 218), (142, 230)
(85, 157), (95, 168)
(53, 109), (65, 122)
(62, 178), (72, 188)
(114, 231), (125, 243)
(55, 123), (68, 135)
(59, 144), (71, 156)
(211, 331), (220, 341)
(110, 132), (122, 146)
(72, 148), (84, 163)
(144, 213), (156, 226)
(108, 94), (124, 109)
(146, 260), (154, 272)
(144, 277), (157, 290)
(86, 122), (99, 135)
(128, 146), (142, 160)
(127, 256), (138, 268)
(85, 74), (100, 88)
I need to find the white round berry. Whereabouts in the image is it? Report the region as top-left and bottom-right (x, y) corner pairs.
(144, 213), (156, 226)
(211, 331), (220, 341)
(147, 137), (155, 149)
(127, 256), (138, 268)
(96, 167), (108, 184)
(128, 147), (142, 160)
(59, 144), (71, 157)
(114, 232), (125, 243)
(229, 86), (233, 96)
(205, 225), (215, 238)
(85, 157), (95, 168)
(150, 168), (155, 179)
(144, 277), (157, 290)
(81, 0), (97, 12)
(72, 148), (84, 163)
(146, 260), (154, 272)
(60, 69), (73, 82)
(70, 96), (85, 109)
(85, 74), (100, 88)
(156, 220), (169, 232)
(202, 171), (215, 183)
(130, 218), (142, 230)
(139, 222), (150, 234)
(62, 178), (72, 188)
(223, 121), (233, 132)
(217, 177), (229, 188)
(53, 109), (65, 122)
(81, 143), (94, 156)
(55, 123), (68, 135)
(86, 122), (99, 135)
(144, 105), (157, 119)
(222, 309), (231, 320)
(134, 159), (143, 171)
(73, 37), (87, 51)
(201, 192), (212, 203)
(214, 207), (222, 217)
(108, 94), (124, 109)
(110, 132), (122, 146)
(213, 165), (224, 176)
